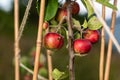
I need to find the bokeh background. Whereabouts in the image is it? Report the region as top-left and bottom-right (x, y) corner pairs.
(0, 0), (120, 80)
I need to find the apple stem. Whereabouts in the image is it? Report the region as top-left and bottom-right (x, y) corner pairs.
(66, 4), (75, 80)
(56, 16), (66, 33)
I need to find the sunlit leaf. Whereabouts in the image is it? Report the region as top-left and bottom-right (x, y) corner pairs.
(88, 16), (102, 30)
(52, 68), (68, 80)
(81, 0), (102, 30)
(82, 19), (88, 29)
(72, 18), (81, 28)
(96, 0), (117, 10)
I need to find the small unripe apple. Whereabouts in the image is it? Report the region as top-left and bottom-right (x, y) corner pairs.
(44, 32), (64, 50)
(56, 8), (67, 22)
(63, 1), (80, 15)
(43, 21), (49, 30)
(83, 29), (100, 43)
(31, 52), (46, 69)
(24, 74), (32, 80)
(73, 39), (92, 54)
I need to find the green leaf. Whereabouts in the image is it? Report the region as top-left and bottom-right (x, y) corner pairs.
(96, 0), (117, 10)
(44, 0), (58, 21)
(36, 0), (58, 21)
(81, 0), (102, 30)
(82, 19), (88, 29)
(52, 68), (68, 80)
(88, 16), (102, 30)
(20, 56), (30, 74)
(72, 18), (81, 28)
(38, 67), (48, 78)
(81, 0), (94, 17)
(50, 18), (58, 25)
(74, 31), (81, 39)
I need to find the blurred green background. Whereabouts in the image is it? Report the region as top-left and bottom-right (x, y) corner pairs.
(0, 0), (120, 80)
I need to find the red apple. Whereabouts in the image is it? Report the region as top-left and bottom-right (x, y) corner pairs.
(44, 32), (64, 49)
(71, 2), (80, 15)
(73, 39), (92, 54)
(56, 8), (67, 22)
(83, 29), (100, 43)
(63, 1), (80, 15)
(43, 21), (49, 30)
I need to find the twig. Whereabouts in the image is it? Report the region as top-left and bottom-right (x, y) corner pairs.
(66, 4), (75, 80)
(104, 0), (117, 80)
(46, 50), (53, 80)
(18, 0), (33, 41)
(99, 5), (105, 80)
(32, 0), (46, 80)
(20, 63), (48, 80)
(56, 16), (66, 33)
(14, 0), (20, 80)
(88, 0), (120, 53)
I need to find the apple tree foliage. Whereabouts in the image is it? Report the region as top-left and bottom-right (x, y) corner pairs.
(29, 0), (117, 80)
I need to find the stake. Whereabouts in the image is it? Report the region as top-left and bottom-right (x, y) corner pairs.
(104, 0), (117, 80)
(14, 0), (20, 80)
(99, 5), (105, 80)
(32, 0), (46, 80)
(46, 50), (53, 80)
(66, 5), (75, 80)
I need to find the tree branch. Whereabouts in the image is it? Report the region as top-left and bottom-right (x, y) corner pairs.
(66, 4), (75, 80)
(20, 63), (47, 80)
(18, 0), (33, 41)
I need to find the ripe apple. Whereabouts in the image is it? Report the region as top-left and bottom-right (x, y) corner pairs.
(44, 32), (64, 50)
(43, 21), (49, 30)
(63, 1), (80, 15)
(73, 39), (92, 54)
(56, 8), (67, 22)
(71, 1), (80, 15)
(83, 29), (100, 43)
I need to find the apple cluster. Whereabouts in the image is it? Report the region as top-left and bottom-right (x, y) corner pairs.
(43, 1), (100, 56)
(73, 29), (100, 55)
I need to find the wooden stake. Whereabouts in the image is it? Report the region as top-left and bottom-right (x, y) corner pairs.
(32, 0), (46, 80)
(104, 0), (117, 80)
(99, 5), (105, 80)
(14, 0), (20, 80)
(47, 50), (53, 80)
